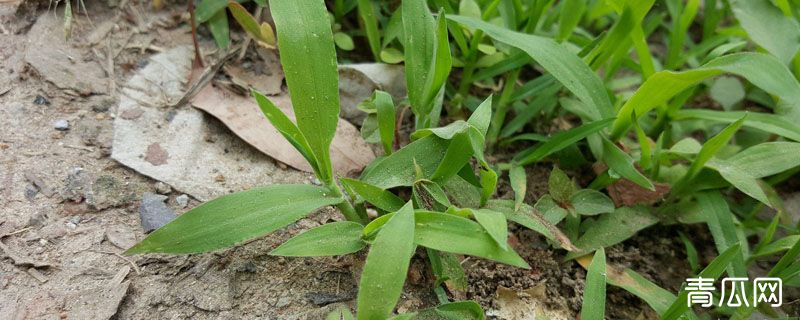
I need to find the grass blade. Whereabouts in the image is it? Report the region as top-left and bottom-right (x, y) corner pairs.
(448, 15), (614, 121)
(580, 248), (606, 320)
(514, 118), (615, 166)
(125, 185), (341, 254)
(414, 211), (529, 268)
(357, 202), (415, 320)
(270, 0), (340, 184)
(270, 221), (366, 256)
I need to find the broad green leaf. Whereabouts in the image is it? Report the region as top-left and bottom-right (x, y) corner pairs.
(360, 91), (396, 154)
(508, 165), (526, 211)
(357, 203), (415, 320)
(327, 305), (356, 320)
(360, 135), (449, 189)
(403, 0), (451, 123)
(414, 211), (529, 268)
(709, 76), (745, 110)
(707, 142), (800, 179)
(252, 90), (320, 175)
(486, 199), (577, 251)
(604, 264), (676, 315)
(479, 165), (497, 206)
(668, 138), (702, 156)
(611, 53), (800, 139)
(381, 48), (404, 64)
(556, 0), (586, 42)
(126, 185), (342, 254)
(514, 118), (615, 166)
(270, 221), (366, 256)
(570, 189), (614, 216)
(458, 0), (481, 19)
(678, 232), (699, 273)
(548, 167), (575, 204)
(675, 109), (800, 142)
(706, 142), (800, 205)
(672, 116), (744, 195)
(662, 244), (742, 320)
(769, 233), (800, 277)
(448, 15), (614, 121)
(601, 138), (654, 191)
(566, 206), (658, 259)
(413, 180), (451, 211)
(271, 0), (340, 184)
(228, 2), (275, 45)
(208, 9), (230, 49)
(696, 191), (747, 278)
(428, 249), (468, 291)
(467, 96), (493, 137)
(730, 0), (800, 64)
(580, 248), (606, 320)
(752, 235), (800, 259)
(472, 209), (509, 250)
(357, 0), (381, 61)
(334, 32), (355, 51)
(432, 132), (473, 182)
(341, 178), (404, 212)
(195, 0), (228, 23)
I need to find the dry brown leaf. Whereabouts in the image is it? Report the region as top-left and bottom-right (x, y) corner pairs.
(192, 85), (375, 175)
(223, 64), (283, 96)
(607, 179), (671, 207)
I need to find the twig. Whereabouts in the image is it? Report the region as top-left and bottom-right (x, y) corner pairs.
(189, 0), (204, 68)
(64, 144), (94, 152)
(90, 250), (141, 275)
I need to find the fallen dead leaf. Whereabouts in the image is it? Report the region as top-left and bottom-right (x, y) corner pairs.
(192, 85), (375, 175)
(24, 12), (106, 95)
(224, 64), (283, 96)
(607, 179), (671, 207)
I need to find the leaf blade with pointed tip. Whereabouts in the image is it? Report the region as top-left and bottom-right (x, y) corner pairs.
(357, 202), (415, 320)
(447, 15), (614, 121)
(125, 185), (342, 254)
(580, 248), (606, 320)
(514, 118), (615, 166)
(270, 0), (340, 183)
(270, 221), (366, 257)
(414, 211), (529, 268)
(472, 209), (509, 250)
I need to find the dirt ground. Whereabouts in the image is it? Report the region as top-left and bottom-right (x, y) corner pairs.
(0, 2), (699, 319)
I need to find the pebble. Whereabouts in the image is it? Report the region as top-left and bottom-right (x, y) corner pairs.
(139, 193), (178, 233)
(53, 119), (70, 131)
(176, 194), (189, 208)
(154, 182), (171, 194)
(33, 94), (50, 105)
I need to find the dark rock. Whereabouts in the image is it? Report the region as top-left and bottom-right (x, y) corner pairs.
(24, 184), (38, 201)
(139, 193), (177, 233)
(305, 292), (354, 306)
(33, 94), (50, 105)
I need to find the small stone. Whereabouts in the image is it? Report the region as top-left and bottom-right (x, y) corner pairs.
(276, 296), (292, 308)
(310, 177), (322, 186)
(214, 174), (226, 183)
(25, 184), (38, 201)
(139, 193), (178, 233)
(33, 94), (50, 105)
(154, 182), (171, 194)
(176, 194), (189, 208)
(91, 98), (113, 112)
(53, 119), (70, 131)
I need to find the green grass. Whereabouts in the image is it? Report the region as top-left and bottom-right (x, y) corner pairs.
(134, 0), (800, 318)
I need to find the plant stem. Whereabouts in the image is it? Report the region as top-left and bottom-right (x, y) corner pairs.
(486, 68), (521, 148)
(326, 182), (367, 225)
